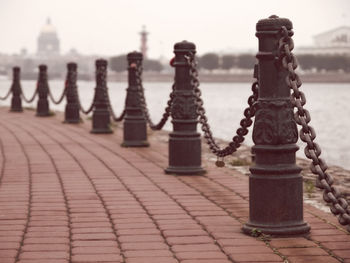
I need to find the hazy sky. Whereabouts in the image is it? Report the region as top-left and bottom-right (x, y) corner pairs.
(0, 0), (349, 59)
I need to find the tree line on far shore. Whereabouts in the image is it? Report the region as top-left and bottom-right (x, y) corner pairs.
(110, 53), (350, 73)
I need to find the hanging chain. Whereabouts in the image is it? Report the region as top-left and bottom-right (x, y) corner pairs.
(279, 26), (350, 232)
(104, 82), (126, 122)
(21, 85), (38, 103)
(135, 61), (175, 130)
(48, 83), (67, 105)
(75, 69), (95, 115)
(185, 52), (258, 161)
(0, 86), (12, 100)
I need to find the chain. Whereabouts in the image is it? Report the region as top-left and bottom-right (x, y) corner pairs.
(279, 26), (350, 232)
(48, 84), (67, 105)
(0, 86), (13, 100)
(185, 53), (258, 162)
(21, 85), (38, 103)
(135, 61), (175, 130)
(74, 69), (94, 115)
(105, 84), (126, 122)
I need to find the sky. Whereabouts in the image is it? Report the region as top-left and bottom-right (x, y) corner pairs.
(0, 0), (349, 59)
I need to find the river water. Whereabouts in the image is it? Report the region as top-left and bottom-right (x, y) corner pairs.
(0, 80), (349, 170)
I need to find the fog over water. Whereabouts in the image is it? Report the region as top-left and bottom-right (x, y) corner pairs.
(0, 80), (349, 170)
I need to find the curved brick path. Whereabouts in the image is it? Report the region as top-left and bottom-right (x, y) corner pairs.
(0, 108), (349, 263)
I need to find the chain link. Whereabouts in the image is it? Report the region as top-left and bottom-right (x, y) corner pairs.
(279, 26), (350, 232)
(185, 53), (258, 159)
(135, 61), (175, 130)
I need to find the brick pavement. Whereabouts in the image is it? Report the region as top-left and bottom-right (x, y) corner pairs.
(0, 107), (349, 263)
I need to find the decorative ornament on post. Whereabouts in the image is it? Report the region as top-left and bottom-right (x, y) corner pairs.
(243, 15), (310, 236)
(165, 41), (205, 175)
(122, 51), (149, 147)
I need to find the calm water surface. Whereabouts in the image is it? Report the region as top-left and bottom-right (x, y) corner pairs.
(0, 80), (349, 169)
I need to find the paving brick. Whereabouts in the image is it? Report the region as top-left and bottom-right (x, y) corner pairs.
(19, 251), (69, 259)
(17, 260), (68, 263)
(0, 249), (17, 257)
(176, 251), (228, 260)
(72, 246), (120, 254)
(287, 256), (340, 263)
(119, 235), (164, 243)
(23, 237), (69, 244)
(72, 240), (118, 247)
(278, 247), (329, 256)
(72, 233), (116, 240)
(125, 257), (177, 263)
(124, 249), (172, 257)
(71, 254), (122, 262)
(321, 241), (350, 250)
(21, 244), (69, 252)
(172, 244), (220, 252)
(333, 249), (350, 258)
(229, 253), (283, 262)
(269, 238), (317, 248)
(181, 260), (232, 263)
(166, 236), (214, 245)
(121, 242), (169, 250)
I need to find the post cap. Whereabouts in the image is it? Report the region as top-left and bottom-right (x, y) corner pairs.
(67, 62), (77, 70)
(96, 59), (108, 67)
(127, 51), (143, 61)
(256, 15), (292, 31)
(39, 64), (47, 71)
(174, 40), (196, 53)
(13, 66), (20, 72)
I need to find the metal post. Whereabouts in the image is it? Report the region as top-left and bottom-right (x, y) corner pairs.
(64, 62), (80, 123)
(243, 16), (310, 236)
(122, 52), (149, 147)
(10, 67), (23, 112)
(91, 59), (113, 134)
(165, 41), (205, 175)
(36, 65), (50, 117)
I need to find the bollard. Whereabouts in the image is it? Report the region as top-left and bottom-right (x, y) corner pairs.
(242, 16), (310, 236)
(10, 67), (23, 112)
(165, 41), (205, 175)
(36, 65), (50, 116)
(64, 63), (80, 123)
(91, 59), (113, 134)
(122, 52), (149, 147)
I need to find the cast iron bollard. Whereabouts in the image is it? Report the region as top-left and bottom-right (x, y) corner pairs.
(10, 67), (23, 112)
(36, 65), (50, 117)
(165, 41), (205, 175)
(64, 63), (80, 123)
(242, 16), (310, 235)
(91, 59), (113, 134)
(122, 52), (149, 147)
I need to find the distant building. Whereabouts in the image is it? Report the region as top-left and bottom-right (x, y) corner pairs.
(37, 18), (60, 57)
(140, 26), (148, 58)
(297, 26), (350, 55)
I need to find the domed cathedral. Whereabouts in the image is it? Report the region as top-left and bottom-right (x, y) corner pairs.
(37, 18), (60, 57)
